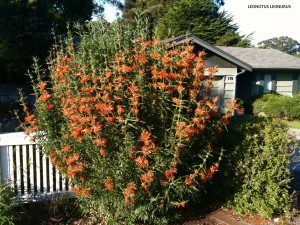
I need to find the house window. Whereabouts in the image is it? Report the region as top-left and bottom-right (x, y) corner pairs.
(264, 75), (272, 93)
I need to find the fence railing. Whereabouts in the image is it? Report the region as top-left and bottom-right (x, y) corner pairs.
(0, 132), (71, 200)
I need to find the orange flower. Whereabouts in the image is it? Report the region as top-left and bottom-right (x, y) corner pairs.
(93, 138), (107, 147)
(161, 57), (171, 65)
(67, 163), (84, 179)
(92, 123), (103, 133)
(140, 130), (151, 144)
(221, 113), (231, 126)
(176, 85), (185, 93)
(123, 182), (137, 204)
(172, 98), (183, 105)
(174, 201), (186, 208)
(150, 53), (160, 59)
(164, 168), (177, 181)
(66, 153), (80, 166)
(160, 180), (168, 186)
(104, 177), (114, 191)
(99, 148), (106, 157)
(45, 104), (54, 110)
(72, 186), (91, 197)
(135, 156), (149, 168)
(39, 91), (51, 102)
(117, 105), (125, 114)
(200, 163), (219, 183)
(140, 171), (154, 183)
(25, 114), (35, 122)
(62, 145), (71, 153)
(141, 146), (151, 155)
(185, 174), (195, 186)
(38, 82), (47, 90)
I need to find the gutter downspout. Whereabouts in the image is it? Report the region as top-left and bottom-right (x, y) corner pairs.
(233, 69), (246, 99)
(231, 69), (246, 115)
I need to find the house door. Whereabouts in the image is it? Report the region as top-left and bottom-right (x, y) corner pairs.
(210, 76), (224, 108)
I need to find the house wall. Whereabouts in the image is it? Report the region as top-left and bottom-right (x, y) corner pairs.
(205, 54), (236, 68)
(251, 71), (300, 97)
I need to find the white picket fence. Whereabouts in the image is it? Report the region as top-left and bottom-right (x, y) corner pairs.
(0, 132), (71, 200)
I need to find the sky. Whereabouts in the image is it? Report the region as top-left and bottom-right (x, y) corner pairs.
(103, 0), (300, 46)
(221, 0), (300, 45)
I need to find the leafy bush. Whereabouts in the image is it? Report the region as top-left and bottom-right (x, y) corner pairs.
(20, 18), (231, 224)
(251, 94), (277, 116)
(262, 94), (288, 118)
(0, 182), (19, 225)
(286, 94), (300, 120)
(217, 117), (295, 219)
(251, 93), (300, 120)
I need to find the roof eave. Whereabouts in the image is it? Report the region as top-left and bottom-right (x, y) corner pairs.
(252, 67), (300, 71)
(167, 34), (253, 72)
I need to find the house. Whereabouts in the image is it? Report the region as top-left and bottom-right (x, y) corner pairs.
(168, 34), (300, 109)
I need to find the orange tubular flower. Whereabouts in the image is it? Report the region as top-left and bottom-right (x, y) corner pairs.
(185, 174), (195, 186)
(140, 171), (154, 183)
(39, 91), (51, 102)
(164, 168), (177, 181)
(135, 156), (149, 168)
(123, 182), (137, 204)
(174, 201), (186, 208)
(38, 82), (47, 91)
(141, 146), (151, 155)
(66, 153), (80, 166)
(72, 186), (91, 197)
(45, 104), (54, 110)
(104, 177), (114, 191)
(172, 98), (183, 106)
(93, 138), (107, 147)
(80, 74), (90, 83)
(62, 145), (71, 153)
(140, 130), (151, 144)
(99, 148), (106, 157)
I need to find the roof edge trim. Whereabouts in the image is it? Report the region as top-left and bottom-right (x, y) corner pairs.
(167, 34), (253, 72)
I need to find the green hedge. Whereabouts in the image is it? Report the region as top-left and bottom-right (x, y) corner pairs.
(215, 117), (295, 219)
(250, 94), (300, 119)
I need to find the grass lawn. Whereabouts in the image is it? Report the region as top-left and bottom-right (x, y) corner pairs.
(285, 120), (300, 129)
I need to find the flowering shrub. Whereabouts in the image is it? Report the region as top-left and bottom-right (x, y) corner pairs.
(20, 19), (231, 224)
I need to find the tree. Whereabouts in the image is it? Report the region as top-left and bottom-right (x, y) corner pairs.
(0, 0), (122, 84)
(155, 0), (250, 46)
(257, 36), (300, 55)
(123, 0), (176, 24)
(123, 0), (224, 25)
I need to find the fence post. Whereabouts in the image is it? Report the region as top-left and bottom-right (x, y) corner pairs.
(0, 145), (9, 183)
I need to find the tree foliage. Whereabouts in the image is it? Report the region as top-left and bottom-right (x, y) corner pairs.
(257, 36), (300, 55)
(123, 0), (176, 24)
(0, 0), (122, 84)
(155, 0), (251, 46)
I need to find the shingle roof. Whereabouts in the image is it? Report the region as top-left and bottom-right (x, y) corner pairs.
(167, 34), (253, 71)
(216, 46), (300, 70)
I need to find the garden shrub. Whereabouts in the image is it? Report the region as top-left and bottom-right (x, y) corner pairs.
(19, 18), (232, 224)
(217, 117), (295, 219)
(286, 94), (300, 120)
(0, 182), (19, 225)
(251, 93), (300, 120)
(262, 94), (289, 118)
(251, 94), (275, 116)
